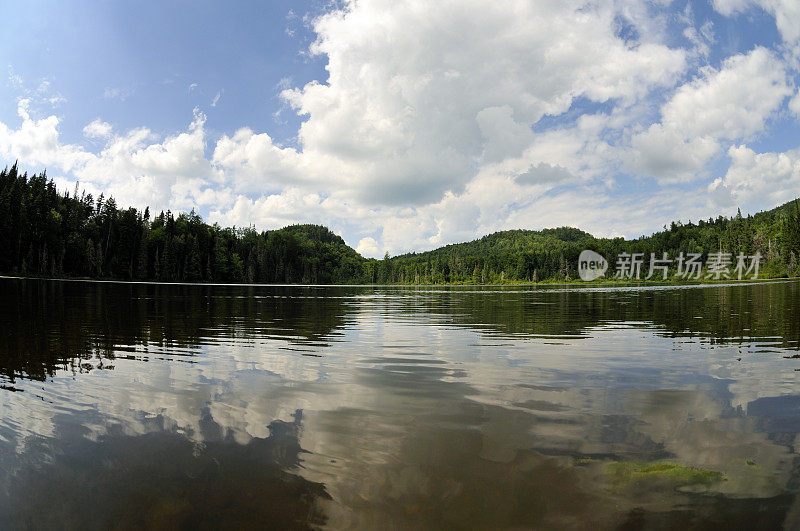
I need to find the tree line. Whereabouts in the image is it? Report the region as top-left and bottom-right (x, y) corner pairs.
(384, 208), (800, 283)
(0, 164), (365, 284)
(1, 163), (799, 284)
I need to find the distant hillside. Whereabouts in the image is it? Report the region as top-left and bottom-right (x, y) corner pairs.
(1, 162), (798, 284)
(398, 227), (595, 257)
(376, 200), (800, 283)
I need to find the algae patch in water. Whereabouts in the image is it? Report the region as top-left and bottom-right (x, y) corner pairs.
(606, 461), (726, 488)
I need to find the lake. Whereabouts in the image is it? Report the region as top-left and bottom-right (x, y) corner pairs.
(1, 278), (800, 529)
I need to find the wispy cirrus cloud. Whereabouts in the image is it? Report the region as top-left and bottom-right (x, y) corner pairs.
(103, 86), (133, 101)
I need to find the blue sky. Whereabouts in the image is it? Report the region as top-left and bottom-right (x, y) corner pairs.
(1, 1), (326, 145)
(1, 0), (799, 256)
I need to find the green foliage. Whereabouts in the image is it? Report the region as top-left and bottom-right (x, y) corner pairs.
(1, 163), (799, 284)
(380, 199), (800, 283)
(0, 165), (369, 284)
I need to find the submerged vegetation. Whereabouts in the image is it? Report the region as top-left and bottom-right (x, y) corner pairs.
(1, 163), (799, 284)
(605, 461), (726, 489)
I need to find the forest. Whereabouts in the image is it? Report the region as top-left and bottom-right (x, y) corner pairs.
(1, 163), (799, 284)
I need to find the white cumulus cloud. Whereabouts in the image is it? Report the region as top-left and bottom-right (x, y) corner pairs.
(83, 119), (113, 140)
(629, 46), (791, 182)
(709, 144), (800, 210)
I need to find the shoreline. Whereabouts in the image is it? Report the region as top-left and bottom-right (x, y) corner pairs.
(2, 274), (798, 289)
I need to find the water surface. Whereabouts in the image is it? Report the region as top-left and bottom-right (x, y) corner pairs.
(1, 278), (800, 529)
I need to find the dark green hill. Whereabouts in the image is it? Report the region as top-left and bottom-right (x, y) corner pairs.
(1, 162), (798, 284)
(397, 227), (595, 257)
(0, 164), (365, 284)
(280, 224), (347, 246)
(376, 200), (800, 283)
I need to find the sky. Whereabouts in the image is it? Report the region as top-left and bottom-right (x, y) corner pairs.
(1, 0), (799, 257)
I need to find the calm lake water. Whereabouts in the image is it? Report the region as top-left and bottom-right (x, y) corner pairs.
(1, 278), (800, 529)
